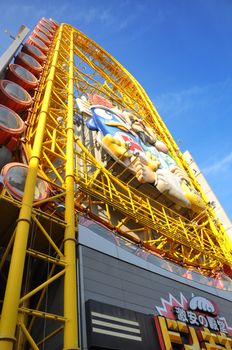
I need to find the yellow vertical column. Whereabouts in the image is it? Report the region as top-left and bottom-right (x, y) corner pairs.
(63, 28), (79, 349)
(0, 26), (63, 350)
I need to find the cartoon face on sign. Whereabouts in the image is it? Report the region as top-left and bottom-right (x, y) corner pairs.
(88, 106), (157, 168)
(83, 101), (205, 213)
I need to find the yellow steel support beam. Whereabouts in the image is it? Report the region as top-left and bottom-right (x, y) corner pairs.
(0, 229), (16, 272)
(6, 22), (229, 348)
(18, 307), (66, 322)
(74, 161), (232, 266)
(26, 249), (66, 266)
(37, 326), (64, 347)
(63, 29), (79, 349)
(0, 20), (229, 347)
(32, 216), (64, 258)
(18, 323), (39, 350)
(19, 269), (65, 304)
(0, 26), (63, 349)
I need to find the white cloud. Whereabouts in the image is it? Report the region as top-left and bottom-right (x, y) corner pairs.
(118, 13), (137, 30)
(1, 1), (167, 38)
(0, 2), (48, 22)
(68, 3), (150, 31)
(74, 7), (114, 26)
(153, 79), (232, 119)
(203, 152), (232, 175)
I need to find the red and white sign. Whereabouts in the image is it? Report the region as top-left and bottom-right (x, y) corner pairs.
(154, 293), (232, 350)
(155, 292), (232, 335)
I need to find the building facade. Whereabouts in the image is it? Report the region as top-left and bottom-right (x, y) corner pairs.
(0, 19), (231, 349)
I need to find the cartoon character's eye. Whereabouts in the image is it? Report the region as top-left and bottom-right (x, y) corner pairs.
(94, 108), (113, 120)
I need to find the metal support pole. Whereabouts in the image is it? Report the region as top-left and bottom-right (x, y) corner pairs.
(0, 26), (63, 350)
(0, 25), (29, 78)
(63, 29), (79, 349)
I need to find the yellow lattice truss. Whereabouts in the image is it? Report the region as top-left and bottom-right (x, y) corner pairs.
(24, 23), (230, 269)
(0, 23), (231, 349)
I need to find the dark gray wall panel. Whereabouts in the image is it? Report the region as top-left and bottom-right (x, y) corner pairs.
(79, 245), (232, 328)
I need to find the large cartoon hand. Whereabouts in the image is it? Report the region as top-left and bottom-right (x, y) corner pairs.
(169, 165), (206, 212)
(155, 168), (191, 208)
(131, 156), (157, 183)
(145, 151), (160, 171)
(169, 165), (190, 182)
(181, 182), (206, 213)
(102, 134), (131, 160)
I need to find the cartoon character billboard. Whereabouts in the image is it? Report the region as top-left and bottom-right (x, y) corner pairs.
(77, 95), (205, 213)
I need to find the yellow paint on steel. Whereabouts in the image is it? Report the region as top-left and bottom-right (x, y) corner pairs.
(36, 326), (64, 347)
(72, 27), (232, 252)
(19, 269), (65, 304)
(0, 26), (63, 349)
(32, 216), (64, 258)
(63, 29), (79, 349)
(18, 307), (66, 322)
(1, 19), (230, 348)
(18, 323), (39, 350)
(26, 248), (66, 266)
(76, 169), (231, 266)
(72, 133), (231, 264)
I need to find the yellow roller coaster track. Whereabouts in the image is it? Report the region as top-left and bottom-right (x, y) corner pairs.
(0, 23), (231, 349)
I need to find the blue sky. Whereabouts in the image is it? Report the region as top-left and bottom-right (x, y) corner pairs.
(0, 0), (232, 219)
